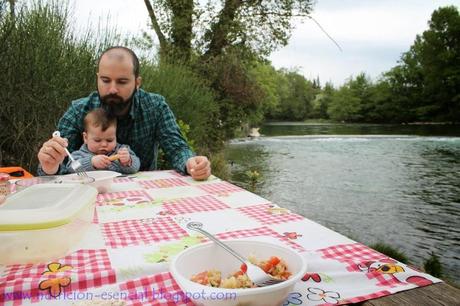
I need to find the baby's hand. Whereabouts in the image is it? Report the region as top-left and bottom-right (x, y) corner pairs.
(118, 147), (131, 166)
(92, 155), (111, 169)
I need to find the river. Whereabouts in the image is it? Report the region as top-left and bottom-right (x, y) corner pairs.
(225, 123), (460, 283)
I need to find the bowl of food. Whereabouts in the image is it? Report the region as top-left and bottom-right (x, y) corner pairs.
(170, 240), (307, 306)
(63, 170), (120, 193)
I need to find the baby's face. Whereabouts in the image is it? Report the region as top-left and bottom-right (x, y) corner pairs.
(84, 125), (117, 155)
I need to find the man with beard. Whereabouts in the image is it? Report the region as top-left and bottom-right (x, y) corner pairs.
(37, 46), (211, 180)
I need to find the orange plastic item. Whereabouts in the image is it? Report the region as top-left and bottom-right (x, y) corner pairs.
(0, 167), (34, 179)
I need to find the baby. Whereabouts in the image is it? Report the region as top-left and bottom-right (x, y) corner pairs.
(68, 108), (140, 174)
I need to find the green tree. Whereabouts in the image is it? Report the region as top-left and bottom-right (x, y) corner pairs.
(249, 61), (282, 119)
(141, 1), (316, 142)
(276, 69), (315, 120)
(381, 64), (420, 122)
(311, 82), (334, 119)
(384, 6), (460, 121)
(197, 50), (265, 138)
(417, 6), (460, 120)
(367, 80), (395, 122)
(328, 73), (373, 122)
(143, 0), (315, 63)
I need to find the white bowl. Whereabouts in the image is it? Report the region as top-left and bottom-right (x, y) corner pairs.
(170, 240), (307, 306)
(64, 170), (120, 193)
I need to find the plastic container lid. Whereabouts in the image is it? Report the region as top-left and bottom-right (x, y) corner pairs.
(0, 183), (97, 231)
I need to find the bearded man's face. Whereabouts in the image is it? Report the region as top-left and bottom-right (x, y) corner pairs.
(97, 49), (140, 117)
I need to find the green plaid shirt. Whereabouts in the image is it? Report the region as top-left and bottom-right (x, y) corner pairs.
(38, 89), (194, 175)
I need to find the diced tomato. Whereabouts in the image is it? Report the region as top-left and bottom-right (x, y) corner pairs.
(261, 256), (281, 273)
(269, 256), (281, 266)
(234, 270), (244, 277)
(191, 271), (209, 285)
(262, 262), (273, 273)
(240, 263), (247, 273)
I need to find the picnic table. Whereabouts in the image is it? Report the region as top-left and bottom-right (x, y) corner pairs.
(0, 170), (454, 306)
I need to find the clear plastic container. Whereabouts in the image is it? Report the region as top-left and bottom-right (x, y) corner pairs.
(14, 176), (94, 192)
(0, 173), (10, 196)
(0, 183), (97, 265)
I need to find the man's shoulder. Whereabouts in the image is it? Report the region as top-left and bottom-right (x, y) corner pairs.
(137, 89), (167, 107)
(70, 92), (100, 109)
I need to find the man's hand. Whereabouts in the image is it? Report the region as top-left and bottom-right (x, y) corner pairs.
(92, 155), (111, 169)
(186, 156), (211, 180)
(37, 136), (68, 175)
(117, 147), (131, 166)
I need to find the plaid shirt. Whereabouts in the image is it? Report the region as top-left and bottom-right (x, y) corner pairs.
(38, 89), (194, 175)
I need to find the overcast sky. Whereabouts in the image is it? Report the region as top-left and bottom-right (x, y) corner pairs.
(72, 0), (460, 86)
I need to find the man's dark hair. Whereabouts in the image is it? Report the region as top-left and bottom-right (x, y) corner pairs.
(98, 46), (140, 77)
(84, 108), (117, 132)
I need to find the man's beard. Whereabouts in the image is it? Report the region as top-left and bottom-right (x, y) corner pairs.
(99, 89), (136, 117)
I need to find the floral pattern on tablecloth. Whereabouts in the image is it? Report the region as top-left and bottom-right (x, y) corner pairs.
(318, 243), (436, 289)
(96, 190), (154, 207)
(0, 249), (116, 305)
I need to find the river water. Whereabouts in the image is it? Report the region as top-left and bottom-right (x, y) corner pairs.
(225, 123), (460, 283)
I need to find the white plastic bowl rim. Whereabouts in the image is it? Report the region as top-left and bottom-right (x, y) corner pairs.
(170, 239), (308, 296)
(64, 170), (120, 182)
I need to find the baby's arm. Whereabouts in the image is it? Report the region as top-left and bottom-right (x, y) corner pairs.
(108, 145), (140, 174)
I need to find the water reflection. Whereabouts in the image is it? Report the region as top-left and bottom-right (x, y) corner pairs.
(226, 124), (460, 283)
(227, 142), (270, 192)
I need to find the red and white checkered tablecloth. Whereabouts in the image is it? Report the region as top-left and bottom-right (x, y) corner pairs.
(215, 226), (305, 252)
(237, 203), (305, 225)
(196, 181), (243, 196)
(101, 217), (189, 248)
(118, 272), (194, 306)
(0, 171), (441, 306)
(162, 195), (230, 215)
(139, 178), (190, 189)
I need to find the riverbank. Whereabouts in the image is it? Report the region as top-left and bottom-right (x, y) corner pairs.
(258, 121), (460, 137)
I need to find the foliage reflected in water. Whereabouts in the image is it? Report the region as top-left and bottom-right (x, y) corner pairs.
(226, 142), (269, 193)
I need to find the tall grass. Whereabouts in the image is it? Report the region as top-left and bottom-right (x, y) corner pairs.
(0, 1), (116, 172)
